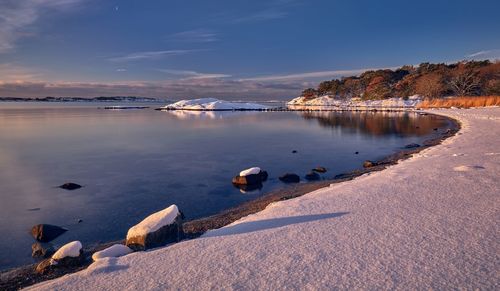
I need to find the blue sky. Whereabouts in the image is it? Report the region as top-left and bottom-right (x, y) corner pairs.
(0, 0), (499, 100)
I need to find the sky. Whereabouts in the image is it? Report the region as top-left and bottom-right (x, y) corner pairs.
(0, 0), (499, 100)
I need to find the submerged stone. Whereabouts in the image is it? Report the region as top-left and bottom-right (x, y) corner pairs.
(31, 224), (67, 242)
(58, 183), (82, 190)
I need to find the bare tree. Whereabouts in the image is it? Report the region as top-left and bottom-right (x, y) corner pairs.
(449, 68), (481, 96)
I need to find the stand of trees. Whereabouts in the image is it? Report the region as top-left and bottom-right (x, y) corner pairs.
(302, 61), (500, 100)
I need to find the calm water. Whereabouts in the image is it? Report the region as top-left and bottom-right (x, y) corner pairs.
(0, 102), (452, 270)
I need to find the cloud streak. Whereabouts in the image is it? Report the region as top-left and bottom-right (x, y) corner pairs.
(156, 69), (231, 79)
(466, 49), (500, 60)
(0, 0), (83, 53)
(108, 50), (199, 62)
(169, 29), (218, 43)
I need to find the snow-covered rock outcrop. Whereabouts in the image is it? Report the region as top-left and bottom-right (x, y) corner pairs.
(126, 205), (184, 251)
(287, 95), (422, 109)
(159, 98), (269, 111)
(51, 241), (83, 262)
(35, 241), (84, 274)
(92, 244), (133, 261)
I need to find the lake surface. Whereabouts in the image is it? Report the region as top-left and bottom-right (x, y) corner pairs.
(0, 102), (452, 270)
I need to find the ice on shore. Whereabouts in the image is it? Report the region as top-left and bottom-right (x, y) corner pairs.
(51, 241), (82, 263)
(92, 244), (132, 261)
(159, 98), (269, 111)
(239, 167), (261, 176)
(126, 205), (180, 239)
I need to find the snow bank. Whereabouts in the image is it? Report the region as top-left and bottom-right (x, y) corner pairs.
(51, 241), (82, 262)
(287, 95), (422, 108)
(159, 98), (269, 111)
(239, 167), (261, 176)
(92, 244), (132, 261)
(126, 205), (180, 239)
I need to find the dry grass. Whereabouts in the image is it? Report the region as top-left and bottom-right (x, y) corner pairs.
(417, 96), (500, 109)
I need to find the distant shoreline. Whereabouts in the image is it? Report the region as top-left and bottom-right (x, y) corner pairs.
(0, 111), (460, 290)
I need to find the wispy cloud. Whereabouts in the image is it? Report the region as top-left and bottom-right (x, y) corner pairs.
(240, 67), (396, 82)
(169, 29), (218, 43)
(0, 0), (83, 53)
(466, 49), (500, 60)
(231, 0), (299, 23)
(0, 63), (44, 81)
(108, 50), (199, 62)
(157, 69), (230, 79)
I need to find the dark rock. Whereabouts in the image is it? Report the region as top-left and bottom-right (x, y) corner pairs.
(292, 150), (297, 153)
(126, 213), (184, 251)
(232, 170), (268, 185)
(312, 166), (327, 173)
(279, 173), (300, 183)
(77, 219), (83, 223)
(355, 151), (359, 154)
(58, 183), (82, 190)
(31, 224), (67, 242)
(304, 171), (320, 181)
(433, 128), (438, 131)
(31, 242), (55, 258)
(363, 160), (376, 168)
(35, 259), (53, 274)
(404, 143), (420, 149)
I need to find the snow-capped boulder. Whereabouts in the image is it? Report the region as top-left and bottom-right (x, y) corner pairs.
(36, 241), (83, 274)
(92, 244), (133, 261)
(159, 98), (269, 111)
(279, 173), (300, 183)
(232, 167), (268, 186)
(126, 204), (184, 251)
(31, 224), (67, 242)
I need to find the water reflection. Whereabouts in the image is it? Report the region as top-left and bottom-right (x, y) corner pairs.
(299, 111), (449, 137)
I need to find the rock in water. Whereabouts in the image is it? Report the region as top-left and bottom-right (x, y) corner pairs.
(31, 224), (67, 242)
(58, 183), (82, 190)
(279, 173), (300, 183)
(305, 171), (320, 181)
(232, 167), (268, 186)
(32, 242), (55, 258)
(404, 143), (420, 149)
(126, 205), (184, 251)
(312, 166), (327, 173)
(363, 160), (376, 168)
(36, 241), (84, 274)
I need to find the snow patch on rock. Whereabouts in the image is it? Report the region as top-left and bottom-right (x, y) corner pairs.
(239, 167), (261, 176)
(126, 205), (180, 239)
(51, 241), (82, 262)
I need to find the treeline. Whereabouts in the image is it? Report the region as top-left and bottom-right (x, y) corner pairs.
(302, 60), (500, 100)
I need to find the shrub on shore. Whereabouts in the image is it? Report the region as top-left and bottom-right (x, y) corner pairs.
(417, 96), (500, 109)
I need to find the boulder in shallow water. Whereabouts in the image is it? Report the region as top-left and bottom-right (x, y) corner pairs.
(305, 171), (320, 181)
(312, 166), (327, 173)
(58, 182), (82, 190)
(279, 173), (300, 183)
(232, 167), (268, 185)
(126, 205), (184, 251)
(363, 160), (376, 168)
(404, 143), (420, 149)
(31, 224), (67, 242)
(31, 242), (55, 258)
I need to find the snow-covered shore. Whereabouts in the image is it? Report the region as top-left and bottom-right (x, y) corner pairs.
(287, 95), (422, 109)
(30, 108), (499, 290)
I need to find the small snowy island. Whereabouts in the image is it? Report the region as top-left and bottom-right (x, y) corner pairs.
(158, 98), (270, 111)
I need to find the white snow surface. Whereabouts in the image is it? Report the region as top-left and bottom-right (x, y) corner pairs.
(126, 205), (179, 239)
(91, 244), (133, 261)
(287, 95), (422, 108)
(239, 167), (261, 176)
(160, 98), (269, 111)
(30, 108), (500, 290)
(51, 241), (82, 262)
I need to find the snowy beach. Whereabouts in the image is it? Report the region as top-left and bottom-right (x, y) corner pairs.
(29, 107), (499, 290)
